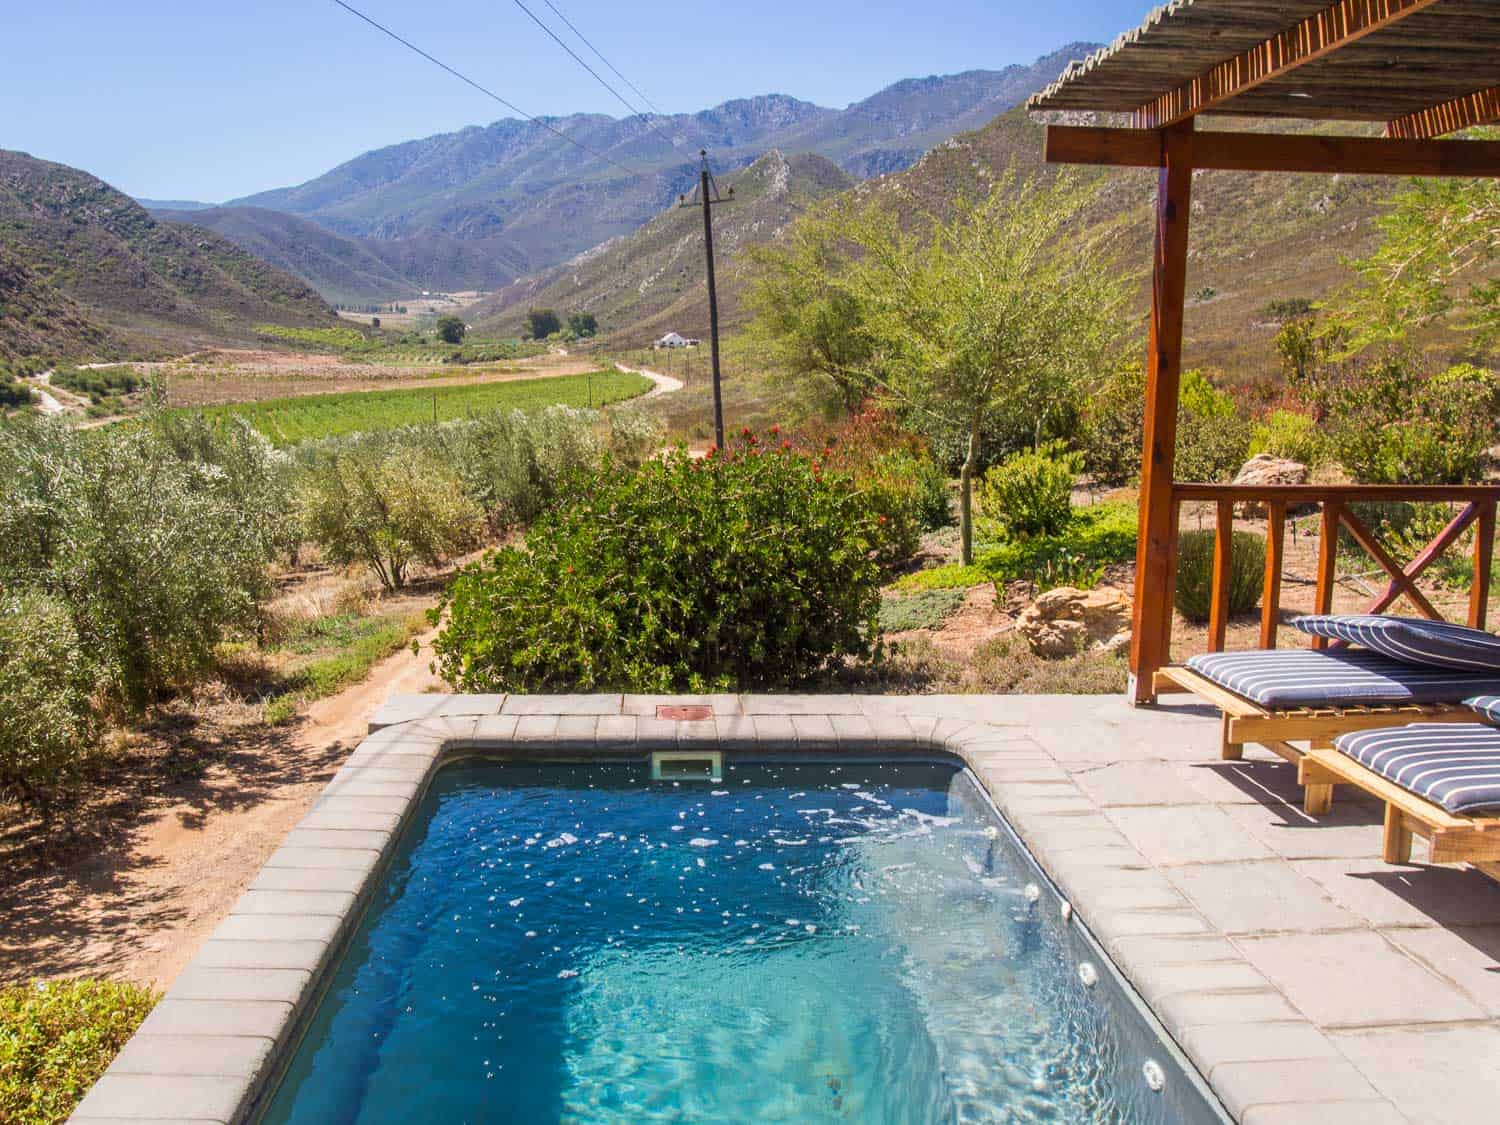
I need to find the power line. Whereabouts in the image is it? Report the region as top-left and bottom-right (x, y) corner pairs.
(537, 0), (666, 118)
(327, 0), (643, 179)
(507, 0), (685, 153)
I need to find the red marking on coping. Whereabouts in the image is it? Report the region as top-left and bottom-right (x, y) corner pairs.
(657, 704), (713, 721)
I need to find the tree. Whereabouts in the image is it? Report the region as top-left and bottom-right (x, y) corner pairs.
(745, 198), (876, 413)
(525, 308), (561, 340)
(567, 311), (597, 338)
(436, 315), (466, 345)
(1332, 171), (1500, 350)
(836, 174), (1128, 564)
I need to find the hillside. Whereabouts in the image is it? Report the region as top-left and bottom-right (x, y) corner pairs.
(0, 149), (337, 360)
(471, 151), (852, 341)
(0, 243), (122, 362)
(229, 47), (1095, 286)
(152, 205), (525, 306)
(872, 109), (1396, 381)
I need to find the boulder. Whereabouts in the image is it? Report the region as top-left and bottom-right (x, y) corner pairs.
(1231, 454), (1310, 518)
(1017, 586), (1132, 659)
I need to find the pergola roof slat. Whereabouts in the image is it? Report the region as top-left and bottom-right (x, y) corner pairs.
(1029, 0), (1500, 129)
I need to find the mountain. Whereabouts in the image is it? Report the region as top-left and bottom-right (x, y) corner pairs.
(229, 47), (1096, 287)
(0, 149), (338, 360)
(0, 243), (121, 363)
(152, 205), (525, 306)
(471, 150), (852, 340)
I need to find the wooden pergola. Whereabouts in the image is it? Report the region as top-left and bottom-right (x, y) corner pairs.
(1027, 0), (1500, 704)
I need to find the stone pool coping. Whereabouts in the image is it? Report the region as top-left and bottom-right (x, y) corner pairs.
(69, 692), (1493, 1123)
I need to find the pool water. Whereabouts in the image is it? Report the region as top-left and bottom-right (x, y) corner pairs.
(259, 758), (1225, 1124)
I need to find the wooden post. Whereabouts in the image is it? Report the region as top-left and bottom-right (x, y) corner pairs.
(1208, 499), (1234, 653)
(1260, 500), (1287, 649)
(1471, 499), (1496, 629)
(1311, 500), (1341, 649)
(1128, 120), (1194, 704)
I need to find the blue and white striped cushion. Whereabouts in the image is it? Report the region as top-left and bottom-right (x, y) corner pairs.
(1185, 648), (1500, 709)
(1292, 614), (1500, 672)
(1336, 723), (1500, 815)
(1467, 695), (1500, 725)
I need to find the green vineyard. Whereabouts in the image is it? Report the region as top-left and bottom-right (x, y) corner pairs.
(195, 370), (651, 446)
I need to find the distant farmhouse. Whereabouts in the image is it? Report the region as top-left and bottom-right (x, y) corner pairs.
(653, 332), (699, 349)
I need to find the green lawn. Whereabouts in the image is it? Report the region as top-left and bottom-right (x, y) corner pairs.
(193, 369), (650, 445)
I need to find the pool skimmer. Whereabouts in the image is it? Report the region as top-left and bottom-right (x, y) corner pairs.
(650, 750), (723, 783)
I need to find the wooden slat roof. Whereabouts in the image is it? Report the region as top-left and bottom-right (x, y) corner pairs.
(1028, 0), (1500, 122)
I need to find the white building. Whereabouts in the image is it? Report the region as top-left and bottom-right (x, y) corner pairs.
(654, 332), (698, 349)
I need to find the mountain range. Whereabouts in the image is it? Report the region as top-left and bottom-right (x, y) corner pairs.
(0, 149), (337, 362)
(204, 47), (1093, 300)
(470, 150), (851, 339)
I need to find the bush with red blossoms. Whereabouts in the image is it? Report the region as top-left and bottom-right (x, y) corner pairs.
(432, 432), (884, 691)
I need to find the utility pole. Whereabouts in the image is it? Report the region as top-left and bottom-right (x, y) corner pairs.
(679, 149), (733, 448)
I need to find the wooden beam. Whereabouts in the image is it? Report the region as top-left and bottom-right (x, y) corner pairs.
(1388, 84), (1500, 140)
(1470, 500), (1496, 630)
(1260, 501), (1287, 650)
(1208, 500), (1234, 653)
(1128, 121), (1193, 706)
(1044, 125), (1500, 178)
(1132, 0), (1442, 130)
(1311, 500), (1341, 649)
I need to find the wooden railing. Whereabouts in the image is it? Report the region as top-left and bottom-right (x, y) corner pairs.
(1149, 485), (1500, 674)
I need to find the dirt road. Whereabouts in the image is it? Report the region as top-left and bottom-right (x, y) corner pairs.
(0, 631), (444, 989)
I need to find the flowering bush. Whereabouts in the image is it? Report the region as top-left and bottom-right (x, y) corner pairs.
(433, 432), (884, 692)
(795, 407), (950, 564)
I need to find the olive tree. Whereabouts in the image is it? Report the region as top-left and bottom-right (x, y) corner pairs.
(837, 174), (1128, 563)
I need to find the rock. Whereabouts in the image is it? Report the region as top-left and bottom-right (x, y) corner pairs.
(1230, 454), (1310, 518)
(1017, 586), (1132, 659)
(1481, 444), (1500, 484)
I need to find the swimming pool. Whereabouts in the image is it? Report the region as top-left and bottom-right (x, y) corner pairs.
(258, 756), (1227, 1124)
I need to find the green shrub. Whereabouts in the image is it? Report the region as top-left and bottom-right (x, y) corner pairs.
(51, 366), (142, 403)
(300, 442), (484, 591)
(1325, 359), (1500, 484)
(0, 414), (275, 710)
(0, 378), (32, 409)
(1174, 528), (1266, 623)
(606, 406), (664, 468)
(0, 979), (158, 1125)
(1078, 363), (1145, 487)
(1175, 371), (1251, 482)
(980, 501), (1137, 591)
(977, 440), (1080, 539)
(433, 437), (884, 692)
(0, 591), (96, 800)
(1249, 409), (1326, 467)
(878, 588), (966, 632)
(891, 563), (990, 592)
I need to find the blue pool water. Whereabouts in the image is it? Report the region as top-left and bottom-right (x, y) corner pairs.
(259, 758), (1225, 1124)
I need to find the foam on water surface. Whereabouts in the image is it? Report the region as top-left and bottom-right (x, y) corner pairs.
(259, 759), (1219, 1125)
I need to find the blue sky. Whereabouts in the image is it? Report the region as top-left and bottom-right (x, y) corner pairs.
(2, 0), (1146, 202)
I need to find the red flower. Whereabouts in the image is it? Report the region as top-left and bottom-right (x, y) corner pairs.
(741, 426), (752, 437)
(781, 440), (792, 451)
(877, 515), (887, 524)
(769, 424), (780, 435)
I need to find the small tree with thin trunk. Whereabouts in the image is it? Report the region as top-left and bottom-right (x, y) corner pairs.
(837, 173), (1128, 564)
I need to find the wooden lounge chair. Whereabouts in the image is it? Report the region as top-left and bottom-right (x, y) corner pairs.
(1153, 649), (1500, 813)
(1300, 721), (1500, 878)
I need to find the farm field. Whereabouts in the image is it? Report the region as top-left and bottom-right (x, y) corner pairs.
(191, 368), (650, 444)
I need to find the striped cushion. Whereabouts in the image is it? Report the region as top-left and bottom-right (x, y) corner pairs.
(1467, 696), (1500, 725)
(1336, 723), (1500, 815)
(1185, 648), (1500, 709)
(1291, 614), (1500, 672)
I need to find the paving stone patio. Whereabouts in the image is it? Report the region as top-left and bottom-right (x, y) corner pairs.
(70, 693), (1500, 1124)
